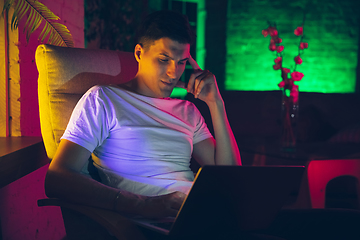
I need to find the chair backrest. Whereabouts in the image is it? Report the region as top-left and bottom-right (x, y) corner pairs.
(306, 159), (360, 208)
(36, 44), (138, 159)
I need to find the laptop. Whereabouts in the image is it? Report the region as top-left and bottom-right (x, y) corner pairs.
(128, 165), (305, 238)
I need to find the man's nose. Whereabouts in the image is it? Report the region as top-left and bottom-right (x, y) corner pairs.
(167, 62), (177, 79)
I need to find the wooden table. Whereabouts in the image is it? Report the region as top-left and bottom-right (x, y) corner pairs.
(0, 137), (49, 188)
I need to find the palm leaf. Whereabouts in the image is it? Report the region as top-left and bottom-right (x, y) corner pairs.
(39, 22), (74, 47)
(2, 0), (74, 47)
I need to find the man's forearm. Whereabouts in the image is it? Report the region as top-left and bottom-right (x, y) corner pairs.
(207, 98), (241, 165)
(45, 168), (142, 214)
(45, 168), (185, 218)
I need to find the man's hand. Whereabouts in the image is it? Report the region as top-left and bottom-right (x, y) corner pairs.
(140, 191), (186, 218)
(117, 191), (187, 219)
(176, 56), (241, 166)
(177, 56), (222, 105)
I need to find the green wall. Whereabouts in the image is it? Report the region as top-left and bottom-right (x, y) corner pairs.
(226, 0), (359, 93)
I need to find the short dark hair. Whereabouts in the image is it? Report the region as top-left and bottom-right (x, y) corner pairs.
(136, 10), (196, 50)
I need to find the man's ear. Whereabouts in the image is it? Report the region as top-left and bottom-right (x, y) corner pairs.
(134, 44), (143, 62)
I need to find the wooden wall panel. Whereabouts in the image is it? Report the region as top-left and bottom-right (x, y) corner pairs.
(0, 0), (7, 136)
(8, 6), (21, 137)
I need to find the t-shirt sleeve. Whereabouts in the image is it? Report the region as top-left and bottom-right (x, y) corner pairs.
(61, 87), (110, 152)
(193, 107), (213, 144)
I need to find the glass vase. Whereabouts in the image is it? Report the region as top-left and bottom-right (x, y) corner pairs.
(281, 88), (299, 152)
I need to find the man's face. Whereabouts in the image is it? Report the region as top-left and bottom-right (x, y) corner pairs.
(135, 37), (190, 98)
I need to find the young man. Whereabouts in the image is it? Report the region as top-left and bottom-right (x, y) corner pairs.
(45, 10), (241, 219)
(44, 10), (360, 240)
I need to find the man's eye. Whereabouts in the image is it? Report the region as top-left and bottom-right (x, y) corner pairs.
(159, 59), (168, 63)
(178, 61), (186, 65)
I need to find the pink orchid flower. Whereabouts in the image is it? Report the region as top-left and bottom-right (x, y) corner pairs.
(294, 26), (303, 36)
(262, 29), (269, 37)
(291, 71), (304, 81)
(262, 24), (307, 93)
(269, 43), (276, 51)
(273, 57), (282, 70)
(262, 26), (278, 37)
(282, 68), (290, 73)
(276, 46), (284, 53)
(294, 56), (303, 65)
(269, 28), (278, 37)
(271, 37), (282, 44)
(270, 30), (278, 37)
(274, 57), (282, 64)
(278, 81), (285, 88)
(300, 42), (308, 50)
(273, 64), (282, 70)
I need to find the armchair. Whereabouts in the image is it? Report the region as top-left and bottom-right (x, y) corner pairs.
(35, 44), (149, 239)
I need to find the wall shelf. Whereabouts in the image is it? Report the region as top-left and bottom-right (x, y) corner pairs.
(0, 136), (49, 188)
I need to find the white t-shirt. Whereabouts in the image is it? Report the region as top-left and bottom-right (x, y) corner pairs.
(61, 85), (212, 196)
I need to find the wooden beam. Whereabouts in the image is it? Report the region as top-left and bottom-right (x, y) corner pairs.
(8, 5), (21, 137)
(0, 0), (9, 136)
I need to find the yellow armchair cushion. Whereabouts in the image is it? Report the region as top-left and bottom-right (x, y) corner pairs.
(36, 44), (137, 159)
